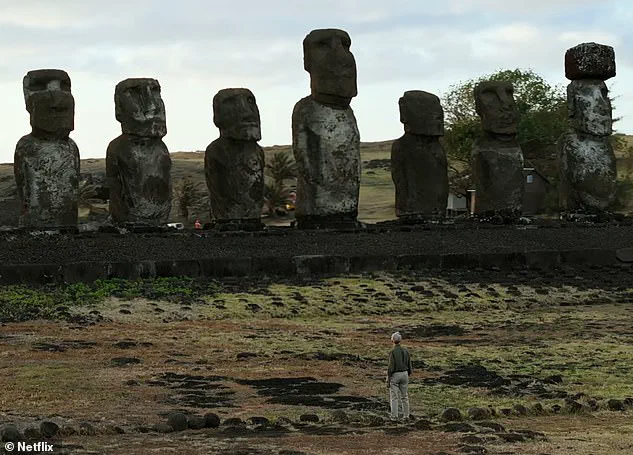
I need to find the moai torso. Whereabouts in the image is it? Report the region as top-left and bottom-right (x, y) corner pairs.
(391, 90), (448, 217)
(106, 135), (172, 223)
(292, 28), (361, 227)
(471, 81), (524, 214)
(205, 137), (264, 220)
(205, 88), (264, 223)
(292, 96), (360, 217)
(106, 78), (172, 225)
(559, 43), (617, 212)
(14, 69), (79, 228)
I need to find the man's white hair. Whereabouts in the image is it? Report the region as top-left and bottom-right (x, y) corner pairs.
(391, 332), (402, 343)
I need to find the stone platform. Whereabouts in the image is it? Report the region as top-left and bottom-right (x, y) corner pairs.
(0, 223), (631, 284)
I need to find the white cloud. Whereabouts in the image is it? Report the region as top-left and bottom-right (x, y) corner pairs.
(0, 0), (630, 163)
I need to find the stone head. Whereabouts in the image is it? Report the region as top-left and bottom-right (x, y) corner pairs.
(474, 81), (519, 135)
(303, 28), (357, 108)
(115, 78), (167, 137)
(399, 90), (444, 136)
(568, 80), (612, 136)
(23, 69), (74, 139)
(213, 88), (261, 141)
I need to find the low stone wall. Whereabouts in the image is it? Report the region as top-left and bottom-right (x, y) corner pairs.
(0, 224), (631, 284)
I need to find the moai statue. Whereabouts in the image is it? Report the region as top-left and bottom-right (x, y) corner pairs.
(14, 69), (80, 228)
(391, 91), (448, 219)
(471, 81), (524, 216)
(559, 42), (617, 212)
(292, 28), (361, 229)
(205, 88), (264, 230)
(106, 78), (172, 225)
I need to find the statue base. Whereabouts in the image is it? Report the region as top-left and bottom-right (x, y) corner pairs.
(295, 213), (360, 230)
(211, 219), (265, 232)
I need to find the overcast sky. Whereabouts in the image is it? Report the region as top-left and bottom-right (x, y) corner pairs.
(0, 0), (631, 163)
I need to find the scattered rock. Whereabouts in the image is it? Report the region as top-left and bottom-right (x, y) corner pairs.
(608, 399), (625, 411)
(79, 422), (97, 436)
(461, 435), (484, 445)
(1, 424), (22, 442)
(248, 417), (270, 426)
(440, 408), (462, 422)
(467, 407), (490, 421)
(23, 426), (42, 440)
(188, 416), (206, 430)
(544, 374), (563, 384)
(167, 412), (189, 431)
(496, 432), (525, 443)
(204, 413), (221, 428)
(477, 421), (505, 433)
(40, 421), (60, 438)
(152, 423), (174, 434)
(564, 400), (584, 413)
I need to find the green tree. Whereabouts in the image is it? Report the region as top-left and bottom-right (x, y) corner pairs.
(442, 68), (567, 163)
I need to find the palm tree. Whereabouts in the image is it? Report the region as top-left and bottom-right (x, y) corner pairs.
(175, 176), (205, 220)
(266, 151), (296, 183)
(264, 152), (296, 215)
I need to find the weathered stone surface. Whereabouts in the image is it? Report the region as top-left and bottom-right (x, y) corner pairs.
(440, 407), (462, 422)
(559, 133), (617, 211)
(567, 80), (612, 136)
(471, 81), (523, 215)
(474, 81), (519, 135)
(107, 78), (171, 225)
(565, 42), (616, 81)
(293, 29), (360, 229)
(167, 412), (188, 431)
(15, 69), (80, 228)
(392, 91), (448, 217)
(471, 136), (524, 213)
(303, 28), (357, 108)
(292, 97), (360, 226)
(1, 424), (22, 442)
(205, 88), (264, 224)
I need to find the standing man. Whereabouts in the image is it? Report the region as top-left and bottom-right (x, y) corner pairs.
(387, 332), (412, 421)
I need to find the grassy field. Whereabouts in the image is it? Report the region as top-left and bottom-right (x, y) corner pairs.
(1, 269), (633, 454)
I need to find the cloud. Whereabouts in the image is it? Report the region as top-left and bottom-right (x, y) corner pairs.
(0, 0), (630, 163)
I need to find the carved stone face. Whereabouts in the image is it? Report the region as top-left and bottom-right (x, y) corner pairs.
(474, 81), (519, 135)
(23, 69), (74, 139)
(213, 88), (261, 141)
(303, 28), (357, 108)
(115, 78), (167, 137)
(567, 80), (612, 136)
(399, 90), (444, 136)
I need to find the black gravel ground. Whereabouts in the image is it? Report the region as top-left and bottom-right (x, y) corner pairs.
(0, 224), (630, 265)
